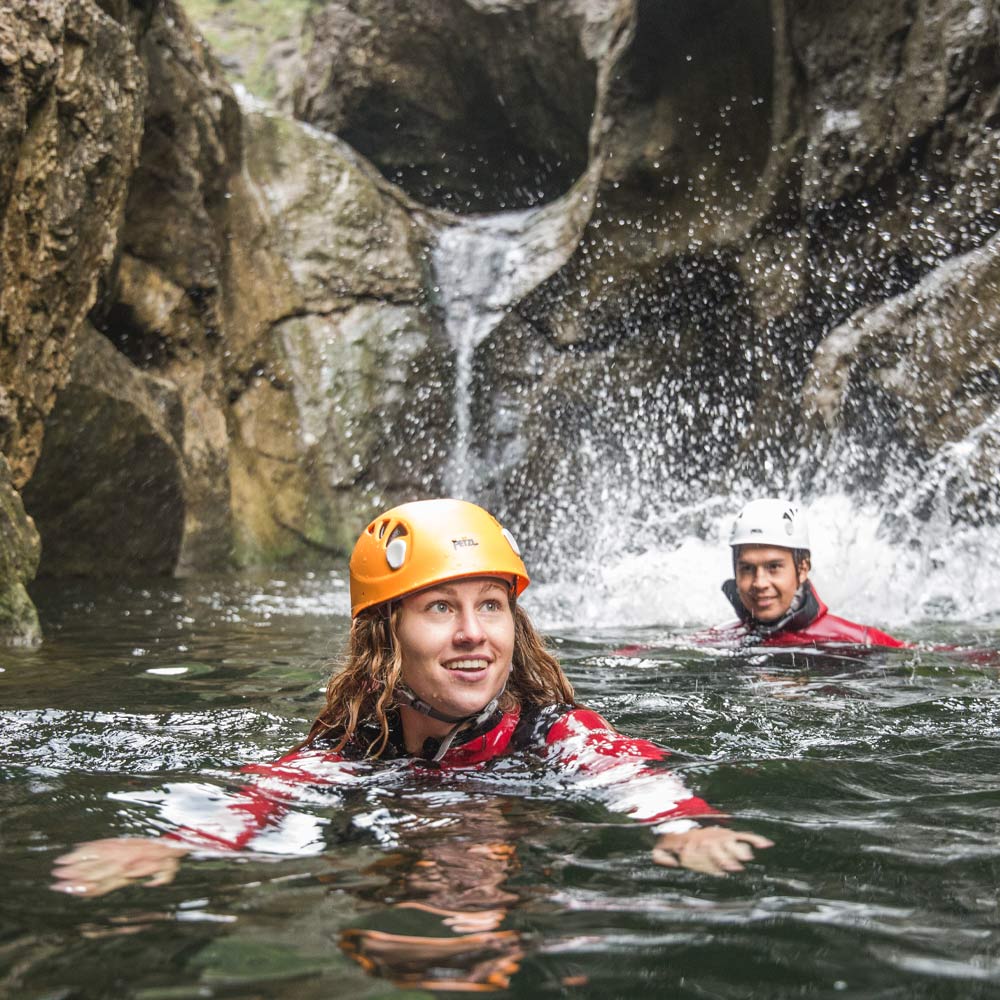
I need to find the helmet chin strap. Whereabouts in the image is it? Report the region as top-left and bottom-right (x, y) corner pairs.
(394, 685), (473, 725)
(395, 665), (511, 763)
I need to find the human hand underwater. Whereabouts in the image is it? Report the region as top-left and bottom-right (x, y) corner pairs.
(652, 826), (773, 876)
(51, 838), (189, 897)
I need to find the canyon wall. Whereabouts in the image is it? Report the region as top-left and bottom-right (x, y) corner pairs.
(2, 0), (999, 639)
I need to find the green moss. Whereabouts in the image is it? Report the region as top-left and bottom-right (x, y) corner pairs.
(178, 0), (315, 101)
(0, 583), (41, 646)
(0, 454), (41, 645)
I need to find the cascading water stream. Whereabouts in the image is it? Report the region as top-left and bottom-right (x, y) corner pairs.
(431, 185), (594, 498)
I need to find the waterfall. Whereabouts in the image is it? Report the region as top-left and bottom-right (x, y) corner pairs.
(431, 181), (594, 498)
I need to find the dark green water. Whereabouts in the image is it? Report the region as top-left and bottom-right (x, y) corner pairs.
(2, 574), (999, 998)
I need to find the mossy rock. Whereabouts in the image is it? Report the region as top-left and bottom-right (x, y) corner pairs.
(0, 454), (41, 645)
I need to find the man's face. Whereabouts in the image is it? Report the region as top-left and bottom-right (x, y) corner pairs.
(734, 545), (808, 622)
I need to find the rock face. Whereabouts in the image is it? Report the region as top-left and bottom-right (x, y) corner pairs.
(21, 323), (185, 577)
(293, 0), (606, 212)
(0, 0), (145, 639)
(0, 0), (145, 486)
(290, 0), (1000, 556)
(463, 0), (1000, 553)
(235, 106), (449, 557)
(803, 231), (1000, 524)
(0, 0), (446, 640)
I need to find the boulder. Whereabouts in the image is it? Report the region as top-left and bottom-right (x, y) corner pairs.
(0, 452), (40, 645)
(21, 323), (185, 577)
(93, 1), (252, 571)
(470, 0), (1000, 542)
(241, 104), (427, 311)
(803, 231), (1000, 522)
(267, 303), (453, 554)
(86, 2), (307, 572)
(232, 102), (450, 555)
(473, 253), (763, 556)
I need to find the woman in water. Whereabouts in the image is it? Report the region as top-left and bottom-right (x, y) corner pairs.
(52, 499), (772, 897)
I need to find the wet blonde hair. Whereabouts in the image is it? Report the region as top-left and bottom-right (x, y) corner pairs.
(297, 598), (575, 757)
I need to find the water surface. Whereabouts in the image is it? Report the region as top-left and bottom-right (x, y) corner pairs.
(2, 573), (999, 998)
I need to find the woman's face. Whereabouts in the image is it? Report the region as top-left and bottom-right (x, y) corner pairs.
(396, 576), (515, 723)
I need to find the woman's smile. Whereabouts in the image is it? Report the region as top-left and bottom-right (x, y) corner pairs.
(443, 657), (492, 676)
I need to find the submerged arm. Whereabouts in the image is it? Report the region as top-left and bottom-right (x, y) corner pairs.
(51, 748), (355, 897)
(543, 709), (773, 876)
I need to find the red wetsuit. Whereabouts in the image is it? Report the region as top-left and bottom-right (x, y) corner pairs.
(706, 580), (906, 648)
(171, 705), (720, 852)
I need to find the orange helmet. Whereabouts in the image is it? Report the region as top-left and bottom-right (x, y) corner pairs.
(349, 498), (530, 616)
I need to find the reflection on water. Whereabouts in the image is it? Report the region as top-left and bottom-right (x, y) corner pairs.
(2, 573), (1000, 998)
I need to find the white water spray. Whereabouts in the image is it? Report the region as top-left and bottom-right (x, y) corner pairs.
(522, 484), (1000, 635)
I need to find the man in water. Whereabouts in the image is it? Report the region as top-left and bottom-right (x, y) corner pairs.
(709, 498), (906, 648)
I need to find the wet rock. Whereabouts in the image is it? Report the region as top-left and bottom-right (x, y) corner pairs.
(469, 0), (1000, 540)
(6, 0), (1000, 633)
(596, 0), (777, 255)
(785, 0), (1000, 210)
(105, 3), (251, 571)
(0, 0), (145, 486)
(802, 231), (1000, 522)
(293, 0), (606, 213)
(268, 304), (453, 554)
(231, 102), (452, 555)
(474, 254), (765, 556)
(21, 323), (185, 578)
(241, 105), (428, 311)
(89, 2), (306, 573)
(0, 452), (40, 645)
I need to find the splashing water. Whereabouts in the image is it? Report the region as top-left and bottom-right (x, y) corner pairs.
(523, 483), (1000, 634)
(426, 206), (1000, 634)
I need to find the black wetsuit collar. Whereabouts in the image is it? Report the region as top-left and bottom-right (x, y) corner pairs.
(721, 579), (820, 638)
(348, 704), (508, 762)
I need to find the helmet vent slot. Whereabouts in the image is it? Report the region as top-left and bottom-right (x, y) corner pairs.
(501, 527), (521, 556)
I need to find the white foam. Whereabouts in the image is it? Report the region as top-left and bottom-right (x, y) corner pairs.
(522, 490), (1000, 631)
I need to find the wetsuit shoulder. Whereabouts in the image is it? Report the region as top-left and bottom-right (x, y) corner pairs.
(858, 623), (908, 648)
(507, 702), (575, 752)
(539, 706), (672, 762)
(767, 609), (906, 647)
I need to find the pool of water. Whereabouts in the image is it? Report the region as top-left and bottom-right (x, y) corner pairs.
(2, 572), (999, 998)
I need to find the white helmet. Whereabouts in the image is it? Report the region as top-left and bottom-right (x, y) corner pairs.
(729, 498), (810, 549)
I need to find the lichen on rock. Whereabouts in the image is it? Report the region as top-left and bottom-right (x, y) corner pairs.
(0, 452), (40, 645)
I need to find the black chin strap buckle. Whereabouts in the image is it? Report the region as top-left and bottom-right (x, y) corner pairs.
(395, 683), (507, 763)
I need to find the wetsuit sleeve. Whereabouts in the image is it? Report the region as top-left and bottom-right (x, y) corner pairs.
(863, 626), (909, 648)
(542, 709), (722, 834)
(166, 749), (353, 852)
